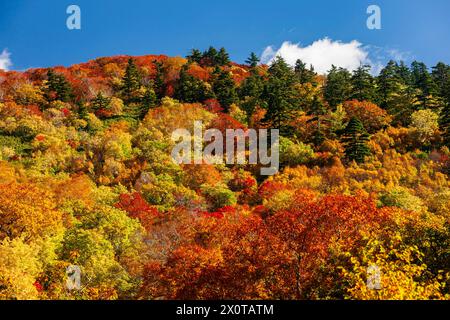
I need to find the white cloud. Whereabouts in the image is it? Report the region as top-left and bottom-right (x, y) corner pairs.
(261, 38), (370, 74)
(0, 49), (12, 71)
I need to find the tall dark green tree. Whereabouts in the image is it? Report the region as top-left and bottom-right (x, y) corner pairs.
(238, 69), (265, 120)
(142, 81), (158, 110)
(217, 47), (231, 66)
(187, 49), (202, 64)
(153, 60), (166, 100)
(44, 68), (73, 103)
(307, 95), (327, 146)
(324, 65), (352, 109)
(411, 61), (439, 110)
(212, 67), (237, 112)
(245, 52), (260, 68)
(341, 117), (371, 163)
(294, 59), (317, 85)
(175, 64), (212, 103)
(91, 92), (111, 115)
(262, 56), (299, 134)
(440, 79), (450, 147)
(122, 58), (142, 103)
(350, 65), (376, 102)
(377, 60), (418, 125)
(432, 62), (450, 99)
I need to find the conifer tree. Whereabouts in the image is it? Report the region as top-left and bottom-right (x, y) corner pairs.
(351, 65), (376, 102)
(324, 65), (352, 109)
(153, 60), (165, 100)
(176, 64), (212, 103)
(122, 58), (142, 102)
(212, 67), (237, 112)
(341, 117), (371, 163)
(245, 52), (260, 68)
(295, 59), (317, 85)
(187, 49), (202, 64)
(262, 56), (298, 134)
(217, 47), (231, 66)
(44, 68), (73, 102)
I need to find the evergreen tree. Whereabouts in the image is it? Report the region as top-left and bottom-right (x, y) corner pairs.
(324, 65), (352, 109)
(77, 101), (89, 120)
(142, 81), (158, 110)
(262, 56), (299, 134)
(238, 70), (265, 120)
(350, 65), (376, 102)
(212, 67), (237, 112)
(294, 59), (317, 85)
(377, 60), (399, 109)
(308, 95), (327, 146)
(91, 92), (111, 114)
(245, 52), (260, 68)
(440, 79), (450, 147)
(411, 61), (439, 110)
(432, 62), (450, 99)
(44, 68), (73, 102)
(122, 58), (142, 102)
(217, 47), (231, 66)
(203, 46), (218, 66)
(187, 49), (202, 64)
(153, 60), (166, 100)
(341, 117), (371, 163)
(175, 64), (212, 103)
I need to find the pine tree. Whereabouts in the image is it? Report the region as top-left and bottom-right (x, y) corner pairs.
(91, 92), (111, 112)
(175, 64), (212, 103)
(187, 49), (202, 64)
(324, 65), (352, 109)
(142, 81), (158, 110)
(239, 70), (265, 120)
(262, 56), (298, 134)
(245, 52), (260, 68)
(212, 67), (237, 112)
(217, 47), (231, 66)
(432, 62), (450, 99)
(44, 68), (73, 102)
(122, 58), (142, 102)
(308, 95), (327, 146)
(350, 65), (376, 102)
(294, 59), (317, 85)
(153, 60), (165, 100)
(411, 61), (439, 110)
(440, 79), (450, 147)
(341, 117), (371, 163)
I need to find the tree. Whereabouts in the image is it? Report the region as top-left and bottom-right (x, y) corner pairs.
(341, 117), (371, 163)
(175, 64), (212, 103)
(440, 89), (450, 147)
(295, 59), (317, 85)
(91, 92), (112, 117)
(351, 65), (376, 102)
(324, 65), (352, 109)
(44, 69), (73, 103)
(212, 68), (237, 112)
(122, 58), (142, 103)
(411, 61), (440, 110)
(187, 49), (202, 64)
(432, 62), (450, 99)
(217, 47), (231, 66)
(245, 52), (260, 68)
(262, 56), (299, 133)
(153, 60), (166, 100)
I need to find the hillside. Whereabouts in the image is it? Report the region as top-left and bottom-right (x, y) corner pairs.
(0, 47), (449, 300)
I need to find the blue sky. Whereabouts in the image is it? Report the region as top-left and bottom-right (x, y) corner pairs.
(0, 0), (449, 72)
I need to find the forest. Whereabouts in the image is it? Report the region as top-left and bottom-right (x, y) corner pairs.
(0, 46), (449, 300)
